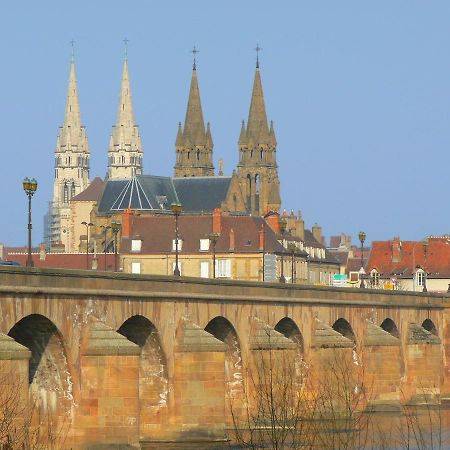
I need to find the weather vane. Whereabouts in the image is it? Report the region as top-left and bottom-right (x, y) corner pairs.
(70, 39), (75, 63)
(191, 45), (199, 70)
(255, 43), (262, 68)
(123, 37), (129, 61)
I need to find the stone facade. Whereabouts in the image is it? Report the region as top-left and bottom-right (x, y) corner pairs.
(0, 267), (447, 448)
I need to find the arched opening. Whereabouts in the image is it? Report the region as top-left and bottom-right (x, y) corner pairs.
(422, 319), (438, 336)
(274, 317), (304, 354)
(118, 315), (168, 412)
(205, 317), (243, 412)
(332, 318), (356, 343)
(9, 314), (72, 415)
(381, 318), (400, 338)
(254, 174), (260, 212)
(275, 318), (305, 381)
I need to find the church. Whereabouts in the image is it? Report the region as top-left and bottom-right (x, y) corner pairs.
(45, 50), (282, 252)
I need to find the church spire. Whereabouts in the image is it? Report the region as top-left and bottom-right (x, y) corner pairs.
(246, 65), (270, 143)
(174, 60), (214, 177)
(49, 56), (90, 249)
(107, 57), (143, 179)
(183, 67), (206, 145)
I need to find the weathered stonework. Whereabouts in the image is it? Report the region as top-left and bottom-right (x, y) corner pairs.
(0, 266), (447, 448)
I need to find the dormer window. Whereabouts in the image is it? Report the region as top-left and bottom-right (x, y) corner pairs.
(131, 239), (142, 252)
(370, 269), (380, 286)
(199, 239), (209, 251)
(416, 269), (425, 287)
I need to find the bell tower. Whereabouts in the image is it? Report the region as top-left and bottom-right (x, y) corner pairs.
(236, 55), (281, 215)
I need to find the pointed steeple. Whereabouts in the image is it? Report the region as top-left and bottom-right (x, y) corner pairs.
(183, 68), (206, 144)
(174, 63), (214, 177)
(108, 58), (143, 179)
(238, 120), (247, 146)
(63, 62), (82, 130)
(246, 66), (270, 143)
(175, 122), (184, 148)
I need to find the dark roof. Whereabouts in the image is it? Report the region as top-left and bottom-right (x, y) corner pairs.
(71, 177), (105, 202)
(97, 175), (178, 214)
(121, 214), (284, 254)
(97, 175), (231, 215)
(173, 176), (231, 213)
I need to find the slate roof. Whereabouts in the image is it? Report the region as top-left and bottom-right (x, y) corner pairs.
(173, 176), (231, 213)
(71, 177), (104, 202)
(97, 175), (231, 215)
(366, 236), (450, 278)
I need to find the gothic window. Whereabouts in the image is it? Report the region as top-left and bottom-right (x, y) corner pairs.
(187, 151), (190, 160)
(196, 150), (200, 161)
(255, 174), (260, 194)
(63, 183), (68, 203)
(260, 149), (263, 160)
(71, 182), (76, 199)
(250, 149), (253, 158)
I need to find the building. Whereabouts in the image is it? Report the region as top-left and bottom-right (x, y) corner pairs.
(366, 236), (450, 293)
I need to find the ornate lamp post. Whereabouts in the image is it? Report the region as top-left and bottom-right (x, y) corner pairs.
(171, 203), (182, 276)
(209, 232), (220, 278)
(422, 238), (429, 293)
(81, 221), (93, 269)
(111, 221), (122, 272)
(279, 218), (287, 283)
(100, 225), (111, 271)
(358, 231), (366, 288)
(22, 178), (38, 267)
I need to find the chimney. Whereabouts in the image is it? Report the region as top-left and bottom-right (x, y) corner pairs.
(259, 224), (265, 251)
(122, 208), (132, 238)
(287, 210), (296, 234)
(229, 228), (235, 252)
(312, 223), (322, 244)
(213, 208), (222, 234)
(391, 237), (401, 262)
(39, 243), (46, 261)
(264, 211), (280, 233)
(295, 210), (305, 240)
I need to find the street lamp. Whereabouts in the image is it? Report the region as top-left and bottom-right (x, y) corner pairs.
(209, 232), (220, 278)
(171, 203), (182, 276)
(111, 221), (122, 272)
(422, 238), (429, 293)
(100, 224), (111, 271)
(288, 243), (297, 284)
(358, 231), (366, 288)
(22, 178), (38, 268)
(81, 221), (93, 270)
(279, 218), (287, 283)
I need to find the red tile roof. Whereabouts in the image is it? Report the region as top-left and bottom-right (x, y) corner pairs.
(5, 252), (117, 271)
(366, 236), (450, 277)
(121, 214), (284, 254)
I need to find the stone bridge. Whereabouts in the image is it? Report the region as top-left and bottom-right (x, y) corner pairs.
(0, 266), (448, 449)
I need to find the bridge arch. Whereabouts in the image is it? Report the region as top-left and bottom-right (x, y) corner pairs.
(117, 315), (169, 412)
(8, 314), (72, 415)
(274, 317), (304, 354)
(332, 318), (356, 343)
(380, 318), (400, 338)
(422, 318), (438, 336)
(205, 317), (243, 413)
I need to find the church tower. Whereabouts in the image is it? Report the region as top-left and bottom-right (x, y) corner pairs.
(107, 56), (143, 179)
(236, 58), (281, 215)
(174, 60), (214, 177)
(49, 57), (90, 248)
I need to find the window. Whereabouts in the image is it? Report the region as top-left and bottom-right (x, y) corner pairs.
(131, 239), (142, 252)
(63, 183), (68, 203)
(370, 270), (380, 286)
(416, 270), (425, 287)
(131, 262), (141, 274)
(199, 239), (209, 251)
(71, 182), (76, 199)
(172, 239), (182, 251)
(215, 259), (231, 278)
(200, 261), (209, 278)
(172, 262), (182, 276)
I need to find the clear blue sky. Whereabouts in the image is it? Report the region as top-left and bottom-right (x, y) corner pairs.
(1, 1), (450, 246)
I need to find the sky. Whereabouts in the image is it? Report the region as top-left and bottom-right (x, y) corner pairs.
(1, 1), (450, 247)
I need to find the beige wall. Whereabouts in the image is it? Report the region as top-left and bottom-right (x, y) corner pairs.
(69, 200), (97, 253)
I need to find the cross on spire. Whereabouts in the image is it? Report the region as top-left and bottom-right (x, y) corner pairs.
(255, 43), (262, 68)
(191, 45), (199, 70)
(123, 37), (129, 61)
(70, 39), (75, 63)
